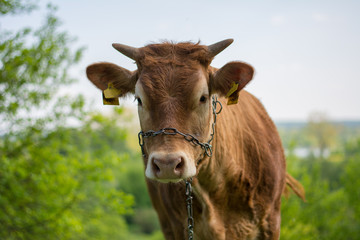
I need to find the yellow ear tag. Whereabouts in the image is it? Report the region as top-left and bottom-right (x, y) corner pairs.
(226, 82), (239, 105)
(226, 82), (239, 98)
(102, 92), (119, 105)
(104, 83), (122, 98)
(227, 92), (239, 105)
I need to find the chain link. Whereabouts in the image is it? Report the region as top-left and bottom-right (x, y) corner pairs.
(185, 178), (194, 240)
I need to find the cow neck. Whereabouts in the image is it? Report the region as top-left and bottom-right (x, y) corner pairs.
(137, 95), (222, 161)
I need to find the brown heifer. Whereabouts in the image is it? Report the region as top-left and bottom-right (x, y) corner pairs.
(86, 39), (304, 240)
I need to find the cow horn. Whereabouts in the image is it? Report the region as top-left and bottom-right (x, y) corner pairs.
(112, 43), (140, 61)
(207, 39), (234, 58)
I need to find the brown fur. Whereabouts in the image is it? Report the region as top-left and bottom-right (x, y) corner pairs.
(86, 41), (305, 240)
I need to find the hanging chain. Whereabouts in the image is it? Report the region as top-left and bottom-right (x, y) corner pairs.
(137, 96), (222, 240)
(185, 178), (194, 240)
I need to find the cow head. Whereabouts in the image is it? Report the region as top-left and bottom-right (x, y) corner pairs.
(86, 39), (254, 183)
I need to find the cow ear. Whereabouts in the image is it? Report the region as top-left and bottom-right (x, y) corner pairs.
(86, 62), (137, 96)
(210, 61), (254, 105)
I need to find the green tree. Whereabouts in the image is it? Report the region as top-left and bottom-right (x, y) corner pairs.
(305, 112), (337, 159)
(0, 4), (84, 134)
(0, 2), (133, 239)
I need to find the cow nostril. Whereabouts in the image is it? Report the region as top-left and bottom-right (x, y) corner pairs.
(154, 162), (160, 172)
(175, 159), (184, 171)
(152, 159), (161, 173)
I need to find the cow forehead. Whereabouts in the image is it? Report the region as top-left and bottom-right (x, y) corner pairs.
(137, 66), (209, 104)
(135, 68), (209, 139)
(135, 41), (212, 103)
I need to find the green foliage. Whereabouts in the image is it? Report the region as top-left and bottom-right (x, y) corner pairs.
(0, 0), (36, 15)
(130, 208), (161, 234)
(118, 160), (152, 209)
(0, 125), (134, 239)
(342, 139), (360, 228)
(281, 136), (360, 239)
(0, 3), (85, 134)
(0, 2), (136, 239)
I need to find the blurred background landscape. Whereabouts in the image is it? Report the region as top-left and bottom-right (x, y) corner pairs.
(1, 1), (359, 239)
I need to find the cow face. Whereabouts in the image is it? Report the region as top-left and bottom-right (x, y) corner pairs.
(135, 64), (212, 182)
(86, 39), (254, 183)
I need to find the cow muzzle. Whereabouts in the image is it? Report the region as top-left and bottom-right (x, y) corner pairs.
(145, 151), (196, 183)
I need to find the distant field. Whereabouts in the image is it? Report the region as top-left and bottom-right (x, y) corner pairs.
(275, 120), (360, 129)
(275, 120), (360, 157)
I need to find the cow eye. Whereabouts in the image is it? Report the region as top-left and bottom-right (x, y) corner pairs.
(136, 97), (142, 106)
(199, 95), (207, 103)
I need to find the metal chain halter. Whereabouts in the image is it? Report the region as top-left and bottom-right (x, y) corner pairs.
(137, 96), (222, 240)
(138, 96), (222, 159)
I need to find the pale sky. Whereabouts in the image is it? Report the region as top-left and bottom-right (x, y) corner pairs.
(2, 0), (360, 121)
